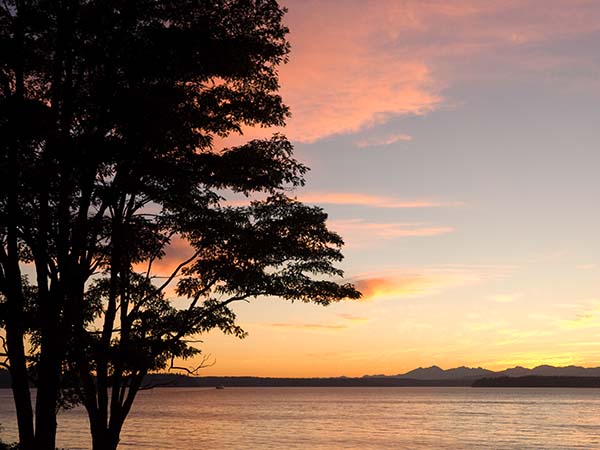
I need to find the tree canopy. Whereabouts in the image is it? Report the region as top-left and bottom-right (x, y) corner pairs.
(0, 1), (360, 449)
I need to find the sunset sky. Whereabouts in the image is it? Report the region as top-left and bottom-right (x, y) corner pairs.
(200, 0), (600, 377)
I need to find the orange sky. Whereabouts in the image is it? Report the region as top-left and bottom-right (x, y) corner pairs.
(162, 0), (600, 377)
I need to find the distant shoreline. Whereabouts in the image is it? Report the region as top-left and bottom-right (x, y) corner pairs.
(142, 374), (600, 388)
(140, 375), (476, 388)
(3, 368), (600, 389)
(473, 376), (600, 388)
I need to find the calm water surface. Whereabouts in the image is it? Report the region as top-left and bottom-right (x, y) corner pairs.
(1, 387), (599, 449)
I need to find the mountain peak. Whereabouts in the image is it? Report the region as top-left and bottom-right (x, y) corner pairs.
(377, 364), (600, 380)
(397, 365), (493, 380)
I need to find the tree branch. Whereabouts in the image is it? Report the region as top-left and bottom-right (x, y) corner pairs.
(168, 353), (215, 375)
(143, 230), (176, 282)
(0, 335), (9, 368)
(145, 249), (201, 297)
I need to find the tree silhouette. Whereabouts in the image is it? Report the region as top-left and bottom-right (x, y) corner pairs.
(0, 1), (360, 449)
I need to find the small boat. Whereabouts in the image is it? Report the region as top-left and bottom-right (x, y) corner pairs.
(215, 385), (225, 390)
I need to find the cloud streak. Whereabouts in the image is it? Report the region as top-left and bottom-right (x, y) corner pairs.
(267, 323), (348, 331)
(330, 219), (454, 240)
(559, 303), (600, 330)
(337, 313), (370, 323)
(299, 192), (464, 209)
(353, 269), (481, 300)
(266, 313), (371, 331)
(356, 133), (412, 148)
(352, 265), (516, 301)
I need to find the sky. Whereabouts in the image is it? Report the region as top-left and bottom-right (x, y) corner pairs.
(198, 0), (600, 377)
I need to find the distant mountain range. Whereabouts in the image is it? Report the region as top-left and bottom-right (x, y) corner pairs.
(2, 365), (600, 388)
(364, 364), (600, 380)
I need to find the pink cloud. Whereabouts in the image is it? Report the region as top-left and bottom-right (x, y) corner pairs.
(226, 192), (464, 209)
(133, 236), (195, 279)
(219, 0), (600, 145)
(352, 265), (513, 300)
(329, 219), (454, 240)
(277, 2), (443, 142)
(354, 273), (469, 300)
(298, 192), (464, 209)
(356, 133), (413, 148)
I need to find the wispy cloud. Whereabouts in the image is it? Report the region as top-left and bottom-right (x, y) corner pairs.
(351, 264), (517, 301)
(267, 323), (348, 331)
(266, 313), (371, 331)
(353, 268), (486, 300)
(299, 192), (464, 209)
(491, 328), (555, 347)
(337, 313), (370, 323)
(224, 192), (464, 209)
(356, 133), (412, 148)
(330, 219), (454, 240)
(552, 299), (600, 330)
(560, 307), (600, 330)
(279, 40), (440, 142)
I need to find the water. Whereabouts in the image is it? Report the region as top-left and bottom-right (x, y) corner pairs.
(1, 387), (600, 449)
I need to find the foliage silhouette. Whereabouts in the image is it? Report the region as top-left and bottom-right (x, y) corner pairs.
(0, 1), (360, 449)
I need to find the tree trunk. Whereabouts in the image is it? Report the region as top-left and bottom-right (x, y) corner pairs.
(5, 72), (35, 448)
(4, 228), (34, 449)
(32, 277), (64, 449)
(33, 348), (61, 449)
(91, 427), (120, 450)
(6, 327), (34, 450)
